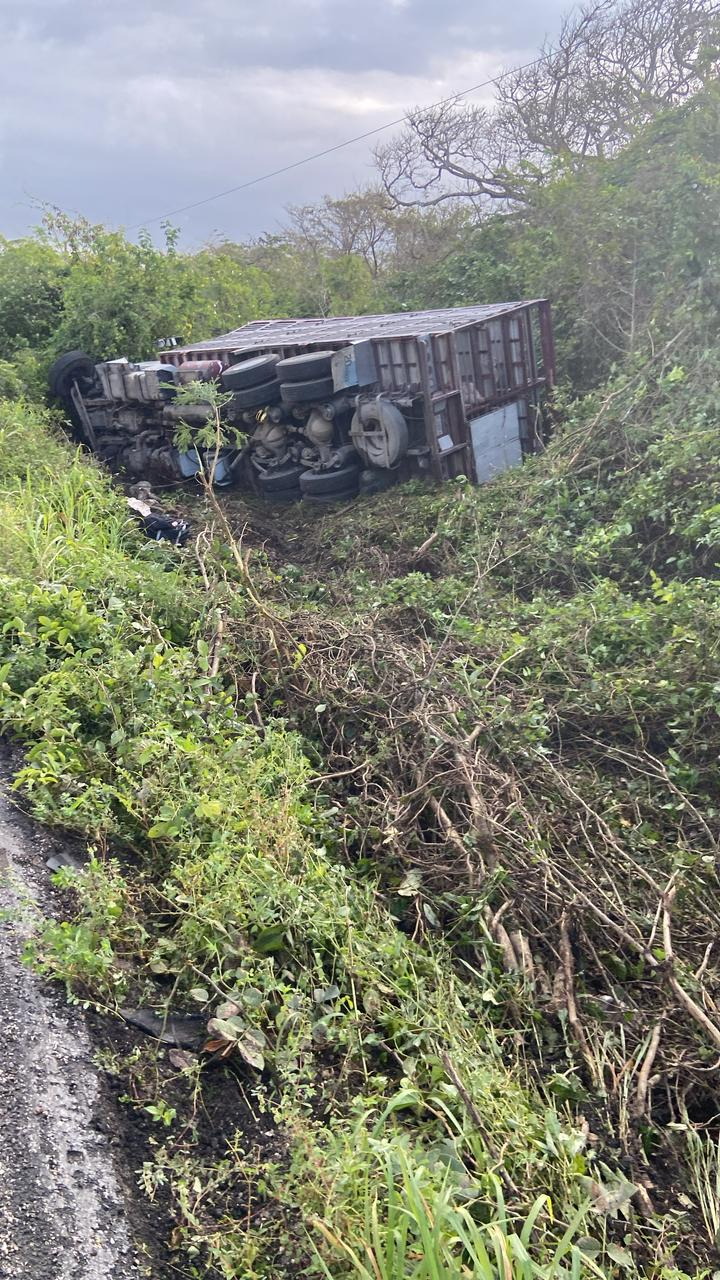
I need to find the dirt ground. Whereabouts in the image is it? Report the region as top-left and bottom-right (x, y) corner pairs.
(0, 751), (169, 1280)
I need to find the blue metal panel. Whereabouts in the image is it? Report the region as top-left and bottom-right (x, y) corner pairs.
(331, 341), (378, 390)
(470, 401), (523, 483)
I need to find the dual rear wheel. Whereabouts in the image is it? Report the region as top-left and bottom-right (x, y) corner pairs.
(257, 458), (361, 504)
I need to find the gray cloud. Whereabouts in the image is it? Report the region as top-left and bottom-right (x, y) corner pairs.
(0, 0), (569, 244)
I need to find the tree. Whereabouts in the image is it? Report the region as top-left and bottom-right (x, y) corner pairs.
(284, 189), (396, 276)
(35, 211), (276, 362)
(0, 237), (65, 351)
(375, 0), (720, 210)
(381, 84), (720, 388)
(500, 0), (719, 158)
(376, 102), (522, 210)
(224, 232), (380, 318)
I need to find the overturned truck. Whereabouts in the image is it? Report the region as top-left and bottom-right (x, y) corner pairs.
(51, 301), (555, 502)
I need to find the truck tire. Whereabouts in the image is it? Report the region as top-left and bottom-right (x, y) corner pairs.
(281, 376), (334, 406)
(350, 400), (408, 469)
(48, 351), (96, 400)
(257, 463), (306, 492)
(299, 462), (360, 496)
(276, 351), (334, 382)
(231, 377), (282, 409)
(222, 354), (279, 391)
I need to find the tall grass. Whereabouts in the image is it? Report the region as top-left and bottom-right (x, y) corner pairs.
(684, 1124), (720, 1248)
(312, 1153), (594, 1280)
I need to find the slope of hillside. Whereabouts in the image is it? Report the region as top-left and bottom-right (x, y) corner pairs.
(233, 340), (720, 1253)
(1, 328), (719, 1276)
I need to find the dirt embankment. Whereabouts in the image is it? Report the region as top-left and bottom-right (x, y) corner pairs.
(0, 755), (164, 1280)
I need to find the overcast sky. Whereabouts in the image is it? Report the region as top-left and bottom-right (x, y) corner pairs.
(0, 0), (570, 247)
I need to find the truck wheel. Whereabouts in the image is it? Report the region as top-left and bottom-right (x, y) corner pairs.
(281, 376), (334, 406)
(231, 377), (282, 409)
(276, 351), (334, 382)
(258, 463), (306, 492)
(48, 350), (96, 400)
(350, 400), (408, 468)
(299, 462), (360, 496)
(222, 354), (279, 391)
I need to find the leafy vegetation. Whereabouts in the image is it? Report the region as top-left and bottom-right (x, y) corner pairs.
(2, 5), (720, 1273)
(3, 324), (720, 1273)
(0, 399), (600, 1276)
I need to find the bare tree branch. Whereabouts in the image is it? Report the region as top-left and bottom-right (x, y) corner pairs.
(375, 0), (719, 210)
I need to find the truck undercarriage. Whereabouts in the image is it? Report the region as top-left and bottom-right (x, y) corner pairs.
(50, 302), (555, 502)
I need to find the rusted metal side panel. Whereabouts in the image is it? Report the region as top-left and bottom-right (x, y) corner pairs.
(162, 301), (554, 391)
(373, 337), (422, 393)
(490, 320), (509, 392)
(471, 324), (495, 403)
(453, 329), (479, 405)
(414, 333), (474, 482)
(507, 315), (526, 388)
(520, 314), (533, 386)
(416, 338), (443, 481)
(453, 305), (548, 410)
(441, 305), (552, 471)
(430, 333), (455, 392)
(538, 300), (557, 388)
(446, 331), (466, 410)
(501, 320), (515, 395)
(446, 332), (475, 480)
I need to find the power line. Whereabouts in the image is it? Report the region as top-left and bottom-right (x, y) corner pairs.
(128, 51), (548, 231)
